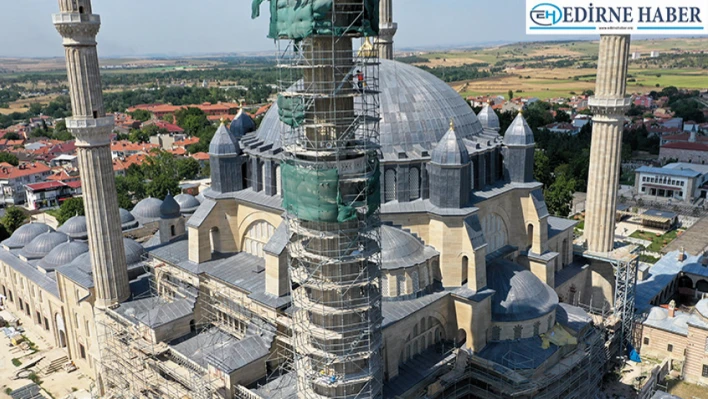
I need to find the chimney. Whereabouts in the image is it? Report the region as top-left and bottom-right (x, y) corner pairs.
(668, 300), (676, 318)
(677, 247), (686, 262)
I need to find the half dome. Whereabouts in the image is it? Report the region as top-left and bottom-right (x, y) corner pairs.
(124, 238), (146, 264)
(120, 208), (139, 230)
(487, 260), (558, 322)
(21, 231), (70, 260)
(255, 59), (484, 160)
(381, 225), (437, 270)
(37, 241), (89, 271)
(2, 223), (54, 249)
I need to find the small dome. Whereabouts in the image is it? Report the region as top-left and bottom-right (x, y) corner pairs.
(487, 260), (558, 322)
(37, 241), (89, 271)
(209, 122), (240, 155)
(504, 113), (535, 146)
(21, 231), (70, 260)
(1, 223), (54, 249)
(196, 192), (205, 203)
(174, 194), (200, 214)
(132, 197), (163, 224)
(160, 193), (181, 219)
(119, 208), (139, 230)
(58, 215), (88, 240)
(647, 306), (668, 321)
(229, 110), (256, 137)
(381, 225), (436, 269)
(696, 299), (708, 319)
(431, 123), (469, 165)
(124, 238), (145, 264)
(477, 103), (500, 131)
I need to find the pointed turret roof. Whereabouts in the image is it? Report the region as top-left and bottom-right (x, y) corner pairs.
(229, 109), (256, 138)
(209, 121), (240, 155)
(160, 192), (181, 219)
(504, 112), (534, 146)
(431, 121), (470, 165)
(477, 103), (500, 131)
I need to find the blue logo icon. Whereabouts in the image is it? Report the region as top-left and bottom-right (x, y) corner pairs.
(530, 3), (563, 26)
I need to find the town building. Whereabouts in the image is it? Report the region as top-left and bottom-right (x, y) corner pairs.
(542, 122), (580, 135)
(659, 128), (708, 164)
(635, 163), (708, 203)
(0, 162), (52, 205)
(24, 180), (82, 210)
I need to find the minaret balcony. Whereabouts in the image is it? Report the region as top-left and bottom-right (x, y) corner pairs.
(588, 96), (632, 114)
(53, 13), (101, 45)
(52, 12), (100, 25)
(66, 116), (114, 146)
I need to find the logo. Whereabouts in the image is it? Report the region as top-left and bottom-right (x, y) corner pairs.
(530, 3), (563, 26)
(526, 0), (707, 35)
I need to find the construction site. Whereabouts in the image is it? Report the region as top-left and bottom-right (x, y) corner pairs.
(0, 1), (667, 399)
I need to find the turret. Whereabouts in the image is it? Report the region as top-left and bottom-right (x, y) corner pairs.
(429, 121), (471, 208)
(477, 103), (500, 133)
(503, 112), (535, 183)
(209, 121), (246, 194)
(158, 192), (185, 244)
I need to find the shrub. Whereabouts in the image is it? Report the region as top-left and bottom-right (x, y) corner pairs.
(11, 358), (22, 367)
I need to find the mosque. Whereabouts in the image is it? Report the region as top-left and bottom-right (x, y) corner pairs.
(0, 1), (620, 398)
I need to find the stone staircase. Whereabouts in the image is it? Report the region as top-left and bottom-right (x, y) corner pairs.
(38, 354), (68, 375)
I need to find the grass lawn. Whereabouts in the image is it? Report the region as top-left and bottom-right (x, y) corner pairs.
(666, 378), (708, 399)
(629, 229), (681, 252)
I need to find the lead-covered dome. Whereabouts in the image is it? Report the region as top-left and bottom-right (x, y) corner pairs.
(504, 113), (535, 146)
(255, 59), (484, 161)
(487, 260), (558, 322)
(132, 197), (163, 225)
(174, 193), (200, 214)
(37, 241), (89, 271)
(1, 223), (54, 249)
(160, 193), (181, 219)
(58, 215), (88, 240)
(431, 124), (470, 165)
(123, 237), (145, 264)
(210, 122), (240, 155)
(229, 110), (256, 138)
(120, 208), (139, 230)
(381, 225), (437, 270)
(21, 231), (70, 260)
(477, 103), (500, 132)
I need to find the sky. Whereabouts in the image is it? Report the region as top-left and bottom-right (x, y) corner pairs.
(0, 0), (555, 58)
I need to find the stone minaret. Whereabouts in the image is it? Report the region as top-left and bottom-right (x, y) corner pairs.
(54, 0), (131, 308)
(376, 0), (397, 60)
(584, 35), (632, 253)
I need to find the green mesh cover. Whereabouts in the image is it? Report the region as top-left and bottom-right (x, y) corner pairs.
(277, 95), (306, 127)
(281, 161), (381, 223)
(252, 0), (380, 40)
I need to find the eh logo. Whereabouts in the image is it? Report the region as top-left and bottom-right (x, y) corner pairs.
(530, 3), (563, 26)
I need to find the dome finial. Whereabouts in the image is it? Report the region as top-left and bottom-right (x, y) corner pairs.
(518, 108), (523, 115)
(449, 118), (455, 130)
(219, 117), (226, 125)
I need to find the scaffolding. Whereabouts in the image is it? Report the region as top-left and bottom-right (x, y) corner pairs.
(267, 1), (383, 398)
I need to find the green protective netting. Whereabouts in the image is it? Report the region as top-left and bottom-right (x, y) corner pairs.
(281, 161), (381, 223)
(252, 0), (379, 40)
(277, 95), (306, 127)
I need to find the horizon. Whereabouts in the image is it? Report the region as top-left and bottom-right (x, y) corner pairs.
(0, 0), (681, 59)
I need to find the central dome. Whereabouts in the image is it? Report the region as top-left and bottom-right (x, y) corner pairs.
(487, 260), (559, 322)
(255, 59), (484, 160)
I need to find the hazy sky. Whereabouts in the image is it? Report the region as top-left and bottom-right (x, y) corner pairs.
(2, 0), (579, 57)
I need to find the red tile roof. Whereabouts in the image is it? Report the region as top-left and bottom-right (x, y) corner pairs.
(191, 152), (210, 161)
(111, 140), (159, 154)
(25, 181), (67, 192)
(174, 137), (200, 147)
(662, 142), (708, 151)
(0, 162), (51, 180)
(113, 153), (150, 172)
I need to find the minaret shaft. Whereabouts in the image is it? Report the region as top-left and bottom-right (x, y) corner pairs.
(54, 1), (130, 308)
(585, 35), (632, 254)
(376, 0), (397, 60)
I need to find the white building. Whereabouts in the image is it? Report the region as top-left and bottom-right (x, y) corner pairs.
(650, 51), (660, 58)
(24, 181), (82, 210)
(631, 52), (642, 60)
(635, 163), (708, 203)
(0, 163), (52, 205)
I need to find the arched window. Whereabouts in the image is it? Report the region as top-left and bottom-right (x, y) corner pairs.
(210, 227), (221, 254)
(409, 167), (420, 200)
(397, 274), (406, 296)
(385, 169), (397, 202)
(243, 221), (275, 257)
(461, 256), (468, 285)
(170, 225), (176, 237)
(275, 165), (282, 196)
(514, 325), (523, 339)
(261, 162), (267, 192)
(527, 224), (534, 250)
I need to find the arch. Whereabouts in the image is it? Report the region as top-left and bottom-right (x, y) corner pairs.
(209, 227), (221, 254)
(527, 223), (534, 250)
(170, 225), (176, 237)
(242, 220), (275, 257)
(696, 279), (708, 293)
(409, 167), (420, 200)
(481, 213), (509, 253)
(514, 324), (523, 339)
(411, 270), (420, 293)
(461, 256), (469, 285)
(678, 275), (693, 289)
(456, 329), (467, 347)
(261, 162), (267, 192)
(385, 169), (397, 202)
(55, 313), (67, 348)
(190, 320), (196, 333)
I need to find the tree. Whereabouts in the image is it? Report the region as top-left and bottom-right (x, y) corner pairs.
(129, 109), (152, 122)
(544, 173), (576, 217)
(3, 132), (20, 140)
(177, 157), (201, 180)
(175, 107), (210, 135)
(0, 152), (19, 166)
(554, 110), (571, 123)
(147, 174), (180, 200)
(128, 129), (151, 144)
(533, 150), (553, 188)
(1, 206), (27, 234)
(508, 90), (514, 101)
(56, 197), (85, 225)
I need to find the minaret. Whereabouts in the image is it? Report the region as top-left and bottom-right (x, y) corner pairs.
(54, 0), (131, 308)
(584, 35), (632, 253)
(376, 0), (397, 60)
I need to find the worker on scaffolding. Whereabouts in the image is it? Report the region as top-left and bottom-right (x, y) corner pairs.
(355, 69), (365, 91)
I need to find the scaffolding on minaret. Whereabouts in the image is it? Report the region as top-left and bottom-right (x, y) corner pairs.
(252, 0), (383, 397)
